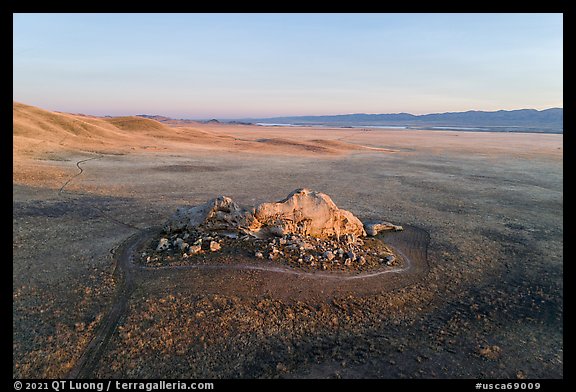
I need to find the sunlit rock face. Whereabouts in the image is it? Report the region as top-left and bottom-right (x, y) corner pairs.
(163, 188), (368, 239)
(253, 188), (366, 239)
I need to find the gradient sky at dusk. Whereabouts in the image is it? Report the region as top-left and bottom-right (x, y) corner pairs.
(13, 13), (563, 119)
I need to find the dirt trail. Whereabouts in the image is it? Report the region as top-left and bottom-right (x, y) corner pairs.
(60, 157), (429, 379)
(14, 110), (561, 379)
(66, 225), (429, 378)
(58, 156), (101, 195)
(66, 228), (140, 379)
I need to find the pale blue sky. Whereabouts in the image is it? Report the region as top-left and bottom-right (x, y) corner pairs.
(13, 13), (563, 119)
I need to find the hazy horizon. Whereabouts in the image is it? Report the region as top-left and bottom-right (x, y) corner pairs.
(215, 106), (564, 122)
(13, 13), (563, 118)
(13, 99), (562, 122)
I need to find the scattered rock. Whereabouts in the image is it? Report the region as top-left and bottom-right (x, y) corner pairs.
(209, 241), (221, 252)
(173, 238), (189, 251)
(150, 189), (404, 271)
(156, 238), (170, 251)
(516, 370), (526, 379)
(364, 221), (403, 236)
(145, 226), (401, 272)
(478, 345), (502, 360)
(323, 251), (335, 261)
(276, 362), (289, 373)
(188, 245), (202, 255)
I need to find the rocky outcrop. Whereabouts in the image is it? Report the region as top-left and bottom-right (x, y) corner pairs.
(154, 189), (406, 270)
(162, 195), (260, 235)
(253, 188), (366, 239)
(164, 188), (373, 240)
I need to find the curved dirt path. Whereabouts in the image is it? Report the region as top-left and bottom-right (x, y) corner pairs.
(68, 225), (429, 379)
(58, 156), (101, 195)
(58, 155), (143, 230)
(61, 156), (430, 379)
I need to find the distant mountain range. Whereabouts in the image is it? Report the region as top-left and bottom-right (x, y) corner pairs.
(135, 108), (563, 133)
(236, 108), (563, 133)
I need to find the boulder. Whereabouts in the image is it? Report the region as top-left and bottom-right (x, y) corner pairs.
(323, 250), (335, 261)
(254, 188), (366, 239)
(364, 221), (403, 236)
(156, 238), (169, 251)
(188, 245), (202, 255)
(170, 239), (190, 252)
(209, 241), (221, 252)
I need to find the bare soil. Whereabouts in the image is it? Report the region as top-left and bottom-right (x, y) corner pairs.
(13, 105), (562, 379)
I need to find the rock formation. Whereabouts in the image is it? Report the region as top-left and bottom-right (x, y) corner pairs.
(162, 195), (259, 235)
(253, 188), (366, 238)
(154, 188), (404, 270)
(163, 188), (395, 240)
